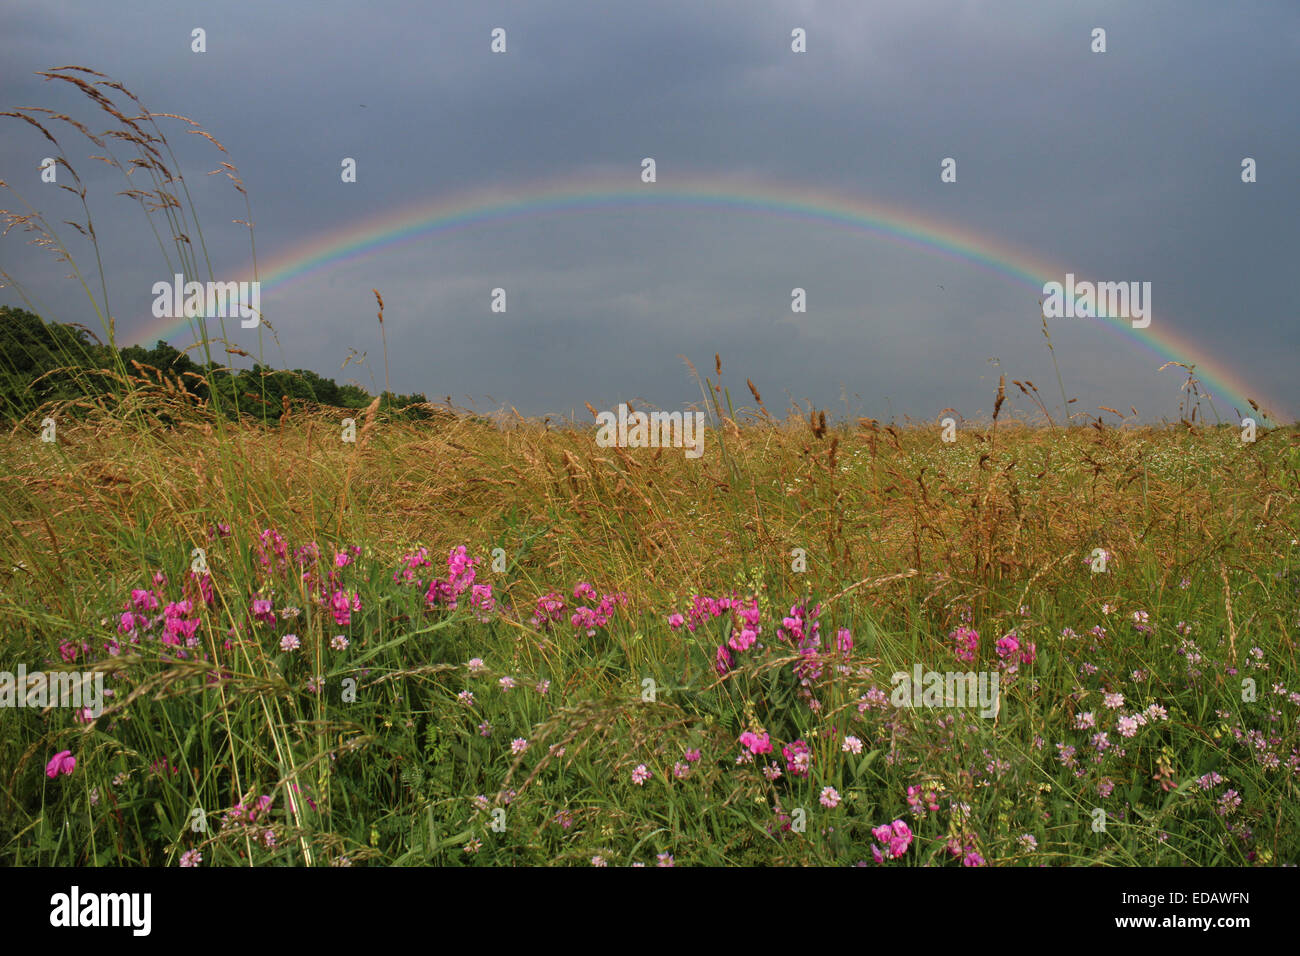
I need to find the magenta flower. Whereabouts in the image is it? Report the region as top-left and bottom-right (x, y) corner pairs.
(45, 750), (76, 778)
(738, 731), (772, 755)
(470, 583), (495, 620)
(951, 626), (979, 662)
(781, 739), (812, 778)
(251, 598), (276, 625)
(328, 589), (361, 626)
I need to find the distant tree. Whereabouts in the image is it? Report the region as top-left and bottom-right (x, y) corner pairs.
(0, 306), (423, 423)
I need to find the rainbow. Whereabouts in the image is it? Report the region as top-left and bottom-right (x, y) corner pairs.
(136, 172), (1286, 421)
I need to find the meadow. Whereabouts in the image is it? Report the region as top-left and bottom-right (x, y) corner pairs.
(1, 377), (1297, 866)
(1, 68), (1298, 867)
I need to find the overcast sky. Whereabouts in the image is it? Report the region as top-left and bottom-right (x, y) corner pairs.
(2, 0), (1296, 423)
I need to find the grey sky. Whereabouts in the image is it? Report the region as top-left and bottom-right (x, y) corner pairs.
(2, 0), (1295, 423)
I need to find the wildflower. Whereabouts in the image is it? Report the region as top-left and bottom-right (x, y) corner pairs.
(591, 856), (608, 867)
(280, 633), (300, 652)
(728, 627), (757, 653)
(1102, 692), (1124, 709)
(1098, 777), (1115, 797)
(870, 819), (913, 861)
(906, 785), (941, 816)
(836, 628), (853, 655)
(656, 852), (675, 867)
(667, 613), (685, 630)
(328, 589), (361, 627)
(1018, 833), (1038, 851)
(820, 786), (841, 809)
(738, 731), (772, 755)
(531, 591), (566, 629)
(842, 735), (863, 755)
(672, 761), (691, 779)
(631, 764), (651, 785)
(995, 633), (1020, 659)
(179, 849), (202, 867)
(951, 626), (980, 662)
(1217, 790), (1242, 815)
(477, 721), (492, 737)
(684, 748), (701, 763)
(782, 739), (812, 778)
(1056, 743), (1077, 768)
(963, 850), (986, 867)
(535, 679), (551, 695)
(762, 764), (783, 781)
(251, 598), (276, 625)
(466, 657), (486, 674)
(1101, 603), (1116, 615)
(499, 675), (516, 692)
(45, 751), (76, 778)
(1117, 715), (1140, 737)
(330, 634), (349, 651)
(1075, 711), (1096, 730)
(463, 838), (482, 854)
(510, 738), (528, 755)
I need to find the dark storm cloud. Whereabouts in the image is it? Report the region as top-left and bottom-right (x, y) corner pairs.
(2, 0), (1295, 421)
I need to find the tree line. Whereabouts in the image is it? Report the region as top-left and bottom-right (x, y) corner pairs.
(0, 306), (435, 422)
